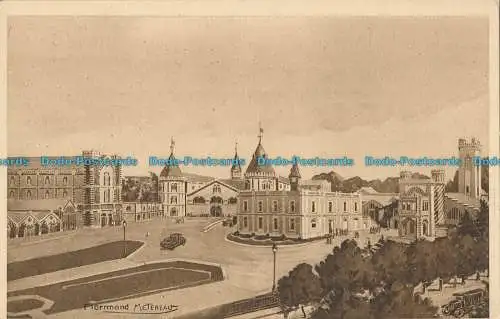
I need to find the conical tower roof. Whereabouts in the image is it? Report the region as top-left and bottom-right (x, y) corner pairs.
(244, 126), (275, 176)
(289, 161), (301, 178)
(231, 142), (242, 173)
(160, 137), (183, 178)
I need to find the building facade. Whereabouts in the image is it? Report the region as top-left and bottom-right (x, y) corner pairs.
(7, 199), (78, 238)
(7, 151), (123, 229)
(237, 133), (365, 240)
(397, 169), (447, 240)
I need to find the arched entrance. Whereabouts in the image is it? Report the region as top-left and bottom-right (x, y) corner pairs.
(101, 214), (107, 227)
(422, 220), (429, 236)
(41, 222), (49, 234)
(342, 218), (348, 230)
(170, 207), (178, 217)
(402, 218), (416, 236)
(210, 196), (223, 217)
(210, 206), (222, 217)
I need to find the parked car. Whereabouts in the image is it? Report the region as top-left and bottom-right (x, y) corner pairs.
(222, 218), (234, 227)
(441, 288), (487, 318)
(160, 233), (187, 250)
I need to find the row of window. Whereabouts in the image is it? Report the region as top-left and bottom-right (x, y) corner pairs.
(10, 173), (113, 186)
(241, 216), (297, 230)
(160, 183), (181, 192)
(191, 196), (238, 204)
(242, 200), (359, 213)
(401, 200), (429, 211)
(447, 207), (463, 220)
(9, 190), (70, 199)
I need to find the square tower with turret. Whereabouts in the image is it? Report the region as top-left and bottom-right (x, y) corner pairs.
(458, 138), (482, 199)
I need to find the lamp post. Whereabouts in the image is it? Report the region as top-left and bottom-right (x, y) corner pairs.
(122, 220), (127, 258)
(272, 243), (278, 292)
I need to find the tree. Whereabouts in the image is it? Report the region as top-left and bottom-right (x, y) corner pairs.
(315, 240), (374, 294)
(372, 282), (438, 319)
(457, 211), (479, 238)
(278, 263), (322, 315)
(370, 240), (409, 287)
(406, 240), (438, 290)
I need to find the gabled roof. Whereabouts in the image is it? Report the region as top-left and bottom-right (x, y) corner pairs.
(7, 199), (72, 211)
(8, 211), (60, 225)
(187, 179), (240, 196)
(219, 179), (246, 190)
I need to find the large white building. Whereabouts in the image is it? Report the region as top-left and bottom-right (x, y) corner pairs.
(237, 131), (368, 240)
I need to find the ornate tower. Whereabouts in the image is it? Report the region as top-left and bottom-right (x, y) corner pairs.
(82, 150), (122, 227)
(431, 169), (446, 231)
(159, 138), (186, 217)
(230, 141), (242, 180)
(243, 123), (277, 191)
(458, 138), (482, 199)
(288, 161), (301, 191)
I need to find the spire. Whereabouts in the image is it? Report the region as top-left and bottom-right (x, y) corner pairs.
(170, 137), (175, 155)
(258, 122), (263, 144)
(231, 140), (242, 179)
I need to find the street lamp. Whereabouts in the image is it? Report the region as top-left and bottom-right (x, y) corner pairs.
(272, 243), (278, 292)
(122, 220), (127, 258)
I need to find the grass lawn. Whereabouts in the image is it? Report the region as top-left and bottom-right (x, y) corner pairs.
(7, 298), (44, 313)
(7, 240), (143, 281)
(8, 261), (224, 314)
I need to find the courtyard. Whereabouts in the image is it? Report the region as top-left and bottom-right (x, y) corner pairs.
(7, 218), (390, 318)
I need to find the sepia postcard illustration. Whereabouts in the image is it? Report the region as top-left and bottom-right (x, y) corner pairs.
(1, 1), (499, 319)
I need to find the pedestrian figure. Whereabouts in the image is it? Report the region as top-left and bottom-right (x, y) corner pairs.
(146, 232), (150, 237)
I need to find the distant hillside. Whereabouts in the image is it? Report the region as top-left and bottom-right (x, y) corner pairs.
(311, 171), (429, 193)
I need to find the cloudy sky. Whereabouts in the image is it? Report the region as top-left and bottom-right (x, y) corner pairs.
(7, 16), (489, 181)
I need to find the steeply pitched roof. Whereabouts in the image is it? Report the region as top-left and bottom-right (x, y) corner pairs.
(245, 142), (276, 176)
(159, 153), (183, 178)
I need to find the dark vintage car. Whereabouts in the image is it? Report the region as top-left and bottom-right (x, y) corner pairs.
(160, 233), (187, 250)
(222, 218), (234, 227)
(441, 288), (487, 318)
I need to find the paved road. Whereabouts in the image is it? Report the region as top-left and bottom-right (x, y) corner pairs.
(8, 218), (388, 318)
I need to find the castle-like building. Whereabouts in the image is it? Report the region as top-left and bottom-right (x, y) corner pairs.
(396, 137), (487, 241)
